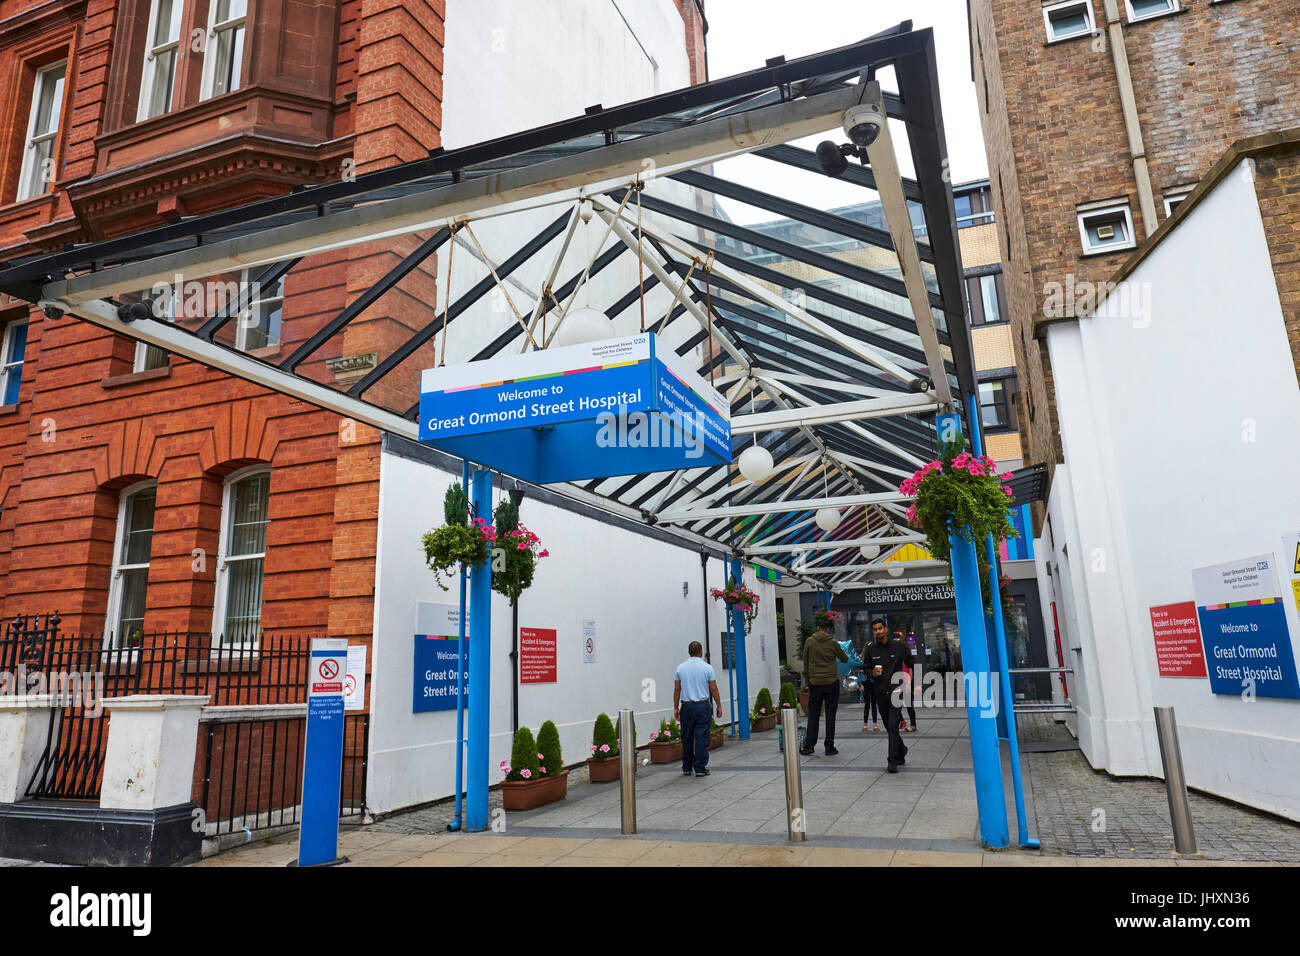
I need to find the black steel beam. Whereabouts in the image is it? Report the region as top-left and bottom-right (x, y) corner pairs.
(281, 229), (449, 373)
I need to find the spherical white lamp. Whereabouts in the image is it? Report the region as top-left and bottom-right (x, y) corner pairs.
(814, 507), (841, 532)
(887, 563), (905, 578)
(555, 306), (610, 347)
(737, 445), (775, 483)
(860, 544), (880, 560)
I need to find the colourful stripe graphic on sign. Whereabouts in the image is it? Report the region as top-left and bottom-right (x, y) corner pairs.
(661, 362), (726, 418)
(1202, 598), (1277, 610)
(430, 358), (651, 395)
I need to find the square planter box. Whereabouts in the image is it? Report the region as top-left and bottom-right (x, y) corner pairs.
(751, 713), (777, 732)
(648, 740), (683, 764)
(798, 690), (809, 714)
(501, 769), (568, 811)
(587, 756), (620, 782)
(708, 731), (724, 750)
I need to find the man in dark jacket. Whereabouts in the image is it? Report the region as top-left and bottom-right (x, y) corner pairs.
(863, 622), (915, 772)
(799, 611), (849, 756)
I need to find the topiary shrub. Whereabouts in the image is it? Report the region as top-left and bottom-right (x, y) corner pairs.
(591, 713), (619, 760)
(502, 726), (540, 782)
(779, 682), (797, 709)
(537, 720), (562, 777)
(754, 687), (774, 713)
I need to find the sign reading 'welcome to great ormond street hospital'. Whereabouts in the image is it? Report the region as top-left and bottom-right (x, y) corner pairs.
(418, 333), (729, 484)
(1192, 553), (1300, 699)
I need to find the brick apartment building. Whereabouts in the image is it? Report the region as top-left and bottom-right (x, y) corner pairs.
(968, 0), (1299, 524)
(0, 0), (706, 648)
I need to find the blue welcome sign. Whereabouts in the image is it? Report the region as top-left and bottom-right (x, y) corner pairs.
(419, 333), (730, 484)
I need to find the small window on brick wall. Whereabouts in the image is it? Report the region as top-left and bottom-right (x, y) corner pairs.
(1126, 0), (1178, 21)
(1077, 202), (1136, 255)
(1043, 0), (1096, 42)
(16, 61), (67, 202)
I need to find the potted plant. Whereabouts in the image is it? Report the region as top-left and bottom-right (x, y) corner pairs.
(708, 717), (724, 750)
(710, 576), (761, 631)
(648, 717), (682, 764)
(500, 725), (567, 811)
(587, 712), (621, 782)
(422, 484), (494, 590)
(901, 442), (1017, 609)
(779, 681), (798, 714)
(750, 687), (777, 732)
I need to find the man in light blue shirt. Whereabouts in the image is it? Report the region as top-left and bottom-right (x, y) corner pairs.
(674, 641), (722, 777)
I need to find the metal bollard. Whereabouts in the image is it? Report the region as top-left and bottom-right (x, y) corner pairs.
(781, 707), (806, 843)
(1153, 706), (1197, 855)
(619, 708), (636, 835)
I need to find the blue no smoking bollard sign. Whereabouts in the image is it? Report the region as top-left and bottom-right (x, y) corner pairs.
(299, 637), (349, 867)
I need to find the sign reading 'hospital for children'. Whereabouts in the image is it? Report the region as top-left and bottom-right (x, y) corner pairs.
(418, 333), (730, 484)
(1191, 553), (1300, 700)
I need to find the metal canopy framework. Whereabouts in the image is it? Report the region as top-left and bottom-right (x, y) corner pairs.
(0, 22), (977, 592)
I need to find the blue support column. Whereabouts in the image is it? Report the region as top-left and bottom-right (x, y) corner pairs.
(965, 394), (1035, 847)
(938, 411), (1008, 849)
(949, 533), (1010, 848)
(451, 461), (469, 832)
(466, 469), (493, 831)
(730, 557), (751, 740)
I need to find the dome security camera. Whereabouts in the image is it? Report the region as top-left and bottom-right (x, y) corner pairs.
(842, 102), (884, 149)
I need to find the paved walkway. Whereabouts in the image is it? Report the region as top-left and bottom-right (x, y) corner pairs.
(187, 705), (1299, 867)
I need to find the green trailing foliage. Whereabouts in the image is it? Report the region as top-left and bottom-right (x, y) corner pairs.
(591, 713), (619, 760)
(537, 720), (563, 777)
(422, 484), (490, 590)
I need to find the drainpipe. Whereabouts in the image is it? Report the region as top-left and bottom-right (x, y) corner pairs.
(1100, 0), (1159, 237)
(700, 551), (711, 663)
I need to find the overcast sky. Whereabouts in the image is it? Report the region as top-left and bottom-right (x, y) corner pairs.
(700, 0), (988, 220)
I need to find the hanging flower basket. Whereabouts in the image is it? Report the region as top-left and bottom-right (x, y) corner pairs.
(710, 577), (760, 630)
(900, 442), (1017, 608)
(491, 496), (550, 603)
(421, 484), (493, 590)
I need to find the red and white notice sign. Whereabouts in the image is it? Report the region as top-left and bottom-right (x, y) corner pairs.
(520, 627), (557, 684)
(1149, 602), (1207, 678)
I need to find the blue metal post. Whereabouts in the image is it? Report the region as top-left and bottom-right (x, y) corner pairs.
(730, 557), (752, 740)
(966, 394), (1035, 848)
(466, 468), (493, 831)
(938, 411), (1008, 848)
(451, 461), (469, 831)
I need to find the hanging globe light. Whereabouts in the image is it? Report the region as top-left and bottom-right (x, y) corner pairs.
(814, 507), (841, 532)
(555, 306), (610, 347)
(737, 445), (775, 483)
(887, 563), (905, 578)
(860, 543), (880, 560)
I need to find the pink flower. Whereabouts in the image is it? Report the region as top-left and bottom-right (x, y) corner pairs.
(1001, 485), (1013, 496)
(590, 745), (597, 753)
(540, 766), (546, 774)
(538, 753), (544, 760)
(1000, 472), (1013, 481)
(539, 549), (549, 558)
(520, 768), (531, 779)
(650, 731), (659, 741)
(599, 744), (610, 753)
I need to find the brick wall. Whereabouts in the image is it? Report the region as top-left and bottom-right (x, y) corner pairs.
(0, 0), (445, 649)
(972, 0), (1300, 530)
(1254, 141), (1300, 378)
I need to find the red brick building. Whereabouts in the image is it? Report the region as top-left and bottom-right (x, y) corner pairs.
(0, 0), (706, 648)
(968, 0), (1300, 523)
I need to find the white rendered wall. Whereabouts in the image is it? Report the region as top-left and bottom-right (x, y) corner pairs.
(434, 0), (702, 365)
(366, 448), (780, 815)
(1045, 159), (1300, 819)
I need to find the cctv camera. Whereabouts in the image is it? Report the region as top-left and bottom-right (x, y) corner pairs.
(842, 103), (884, 149)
